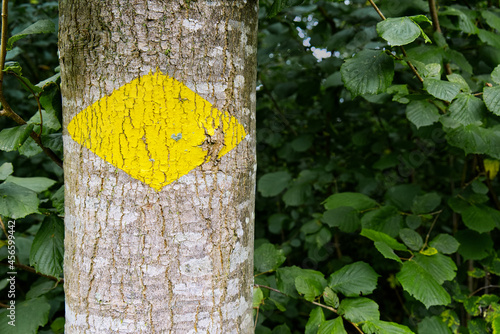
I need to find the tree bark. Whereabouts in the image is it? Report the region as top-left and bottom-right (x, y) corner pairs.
(59, 1), (257, 332)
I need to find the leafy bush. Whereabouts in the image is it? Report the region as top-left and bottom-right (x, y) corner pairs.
(255, 0), (500, 333)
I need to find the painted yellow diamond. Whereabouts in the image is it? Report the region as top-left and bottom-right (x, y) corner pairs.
(67, 71), (246, 191)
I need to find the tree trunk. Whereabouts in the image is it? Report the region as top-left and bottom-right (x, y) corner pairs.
(59, 1), (257, 332)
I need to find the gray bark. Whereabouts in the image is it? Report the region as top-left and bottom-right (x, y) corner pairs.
(59, 1), (258, 332)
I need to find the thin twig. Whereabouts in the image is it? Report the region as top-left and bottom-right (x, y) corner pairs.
(421, 210), (442, 250)
(0, 261), (63, 283)
(368, 0), (386, 20)
(469, 285), (500, 297)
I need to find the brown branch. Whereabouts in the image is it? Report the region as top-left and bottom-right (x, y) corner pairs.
(421, 210), (442, 250)
(399, 47), (424, 82)
(0, 261), (63, 283)
(0, 216), (6, 237)
(0, 0), (8, 78)
(368, 0), (386, 20)
(428, 0), (442, 33)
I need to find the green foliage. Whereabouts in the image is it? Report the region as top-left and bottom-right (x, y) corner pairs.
(256, 0), (500, 332)
(0, 1), (63, 333)
(2, 0), (500, 333)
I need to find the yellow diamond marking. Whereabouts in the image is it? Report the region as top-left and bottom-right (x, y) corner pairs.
(68, 71), (246, 191)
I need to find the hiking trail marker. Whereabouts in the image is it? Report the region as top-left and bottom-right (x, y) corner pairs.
(68, 71), (246, 191)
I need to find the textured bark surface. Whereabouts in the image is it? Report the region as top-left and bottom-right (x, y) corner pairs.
(59, 1), (257, 332)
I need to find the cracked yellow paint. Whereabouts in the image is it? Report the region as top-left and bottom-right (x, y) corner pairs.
(68, 71), (246, 191)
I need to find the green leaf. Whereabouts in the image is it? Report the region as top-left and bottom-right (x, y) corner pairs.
(0, 124), (34, 152)
(385, 185), (420, 211)
(294, 269), (326, 301)
(37, 72), (61, 89)
(446, 49), (473, 74)
(449, 94), (484, 125)
(363, 320), (415, 334)
(254, 243), (286, 273)
(0, 182), (39, 219)
(460, 204), (497, 233)
(0, 297), (51, 334)
(429, 234), (460, 254)
(446, 73), (470, 92)
(258, 171), (291, 197)
(374, 241), (403, 263)
(483, 86), (500, 116)
(305, 307), (325, 334)
(4, 176), (56, 193)
(282, 184), (310, 206)
(445, 124), (500, 159)
(28, 109), (62, 133)
(3, 62), (43, 94)
(318, 317), (347, 334)
(271, 324), (291, 334)
(50, 317), (65, 334)
(482, 11), (500, 31)
(26, 280), (58, 299)
(399, 228), (423, 251)
(276, 266), (303, 298)
(377, 17), (422, 46)
(30, 215), (64, 277)
(405, 215), (422, 229)
(468, 319), (489, 334)
(423, 79), (461, 102)
(0, 163), (13, 180)
(397, 260), (451, 308)
(338, 297), (380, 323)
(253, 287), (265, 308)
(291, 135), (313, 152)
(18, 137), (43, 157)
(7, 20), (56, 50)
(478, 29), (500, 49)
(323, 287), (340, 308)
(51, 186), (64, 215)
(491, 65), (500, 85)
(296, 275), (326, 302)
(361, 229), (408, 251)
(471, 180), (489, 194)
(322, 206), (360, 233)
(361, 206), (402, 237)
(323, 72), (343, 89)
(455, 230), (493, 261)
(413, 253), (457, 284)
(323, 192), (377, 211)
(406, 100), (440, 128)
(417, 316), (451, 334)
(328, 261), (379, 297)
(411, 193), (441, 214)
(340, 49), (394, 97)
